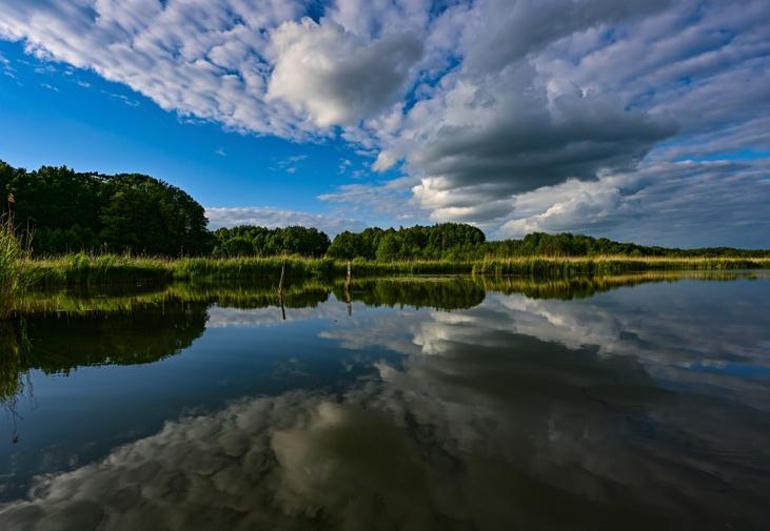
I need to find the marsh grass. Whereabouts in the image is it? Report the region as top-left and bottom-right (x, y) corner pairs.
(470, 255), (770, 276)
(0, 216), (32, 319)
(22, 253), (770, 289)
(29, 254), (173, 286)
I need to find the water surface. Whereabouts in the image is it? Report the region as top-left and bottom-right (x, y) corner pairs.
(1, 273), (769, 530)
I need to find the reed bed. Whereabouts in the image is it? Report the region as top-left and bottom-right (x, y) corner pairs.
(20, 253), (770, 289)
(0, 217), (32, 319)
(28, 254), (173, 286)
(470, 255), (770, 276)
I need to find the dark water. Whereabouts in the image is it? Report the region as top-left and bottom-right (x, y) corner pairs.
(1, 272), (769, 530)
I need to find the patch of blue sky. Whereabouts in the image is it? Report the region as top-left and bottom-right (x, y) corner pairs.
(676, 149), (770, 163)
(0, 40), (375, 213)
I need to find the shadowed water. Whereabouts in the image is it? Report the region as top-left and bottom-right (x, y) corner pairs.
(1, 272), (769, 530)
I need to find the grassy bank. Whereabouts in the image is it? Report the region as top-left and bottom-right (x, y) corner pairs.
(0, 217), (31, 319)
(26, 255), (474, 286)
(24, 253), (770, 287)
(469, 255), (770, 276)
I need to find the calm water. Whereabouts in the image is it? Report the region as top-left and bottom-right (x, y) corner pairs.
(1, 273), (769, 530)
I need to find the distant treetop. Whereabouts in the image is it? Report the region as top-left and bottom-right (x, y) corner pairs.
(2, 160), (766, 259)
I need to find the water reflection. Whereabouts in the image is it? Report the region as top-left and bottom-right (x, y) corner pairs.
(0, 302), (208, 404)
(1, 272), (769, 530)
(4, 272), (730, 402)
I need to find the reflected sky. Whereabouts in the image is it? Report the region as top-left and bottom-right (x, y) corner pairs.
(1, 274), (769, 530)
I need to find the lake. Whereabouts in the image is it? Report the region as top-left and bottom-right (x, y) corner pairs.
(1, 272), (769, 530)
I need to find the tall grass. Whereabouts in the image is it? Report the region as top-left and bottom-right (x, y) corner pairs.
(470, 255), (770, 276)
(21, 253), (770, 288)
(29, 254), (172, 286)
(0, 216), (31, 319)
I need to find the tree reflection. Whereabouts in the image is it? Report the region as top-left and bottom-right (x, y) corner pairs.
(0, 301), (208, 408)
(4, 271), (760, 406)
(334, 277), (486, 310)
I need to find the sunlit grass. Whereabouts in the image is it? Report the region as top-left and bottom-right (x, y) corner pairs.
(0, 217), (32, 319)
(19, 253), (770, 291)
(470, 255), (770, 276)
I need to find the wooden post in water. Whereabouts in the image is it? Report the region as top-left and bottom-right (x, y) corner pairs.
(278, 262), (286, 320)
(344, 260), (352, 316)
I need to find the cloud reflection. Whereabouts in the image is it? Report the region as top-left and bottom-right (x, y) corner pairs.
(2, 279), (770, 530)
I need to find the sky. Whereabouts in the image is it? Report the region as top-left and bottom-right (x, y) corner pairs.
(0, 0), (769, 247)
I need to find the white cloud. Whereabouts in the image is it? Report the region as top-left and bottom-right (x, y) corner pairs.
(318, 176), (426, 223)
(1, 0), (770, 244)
(267, 18), (423, 126)
(496, 159), (770, 247)
(0, 0), (311, 136)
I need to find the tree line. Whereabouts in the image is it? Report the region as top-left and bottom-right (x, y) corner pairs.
(2, 160), (767, 259)
(1, 161), (212, 256)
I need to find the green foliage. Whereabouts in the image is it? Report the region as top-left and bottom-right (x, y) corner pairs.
(213, 225), (330, 258)
(485, 232), (770, 258)
(24, 254), (770, 289)
(0, 160), (213, 257)
(99, 174), (213, 256)
(0, 216), (31, 319)
(329, 224), (486, 261)
(333, 277), (485, 311)
(3, 160), (768, 263)
(327, 227), (388, 259)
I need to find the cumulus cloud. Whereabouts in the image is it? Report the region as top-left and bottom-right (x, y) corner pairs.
(0, 0), (310, 137)
(496, 159), (770, 247)
(1, 0), (770, 244)
(205, 206), (367, 235)
(267, 19), (422, 126)
(401, 63), (675, 222)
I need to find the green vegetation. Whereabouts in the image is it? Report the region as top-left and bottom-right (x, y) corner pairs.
(0, 215), (31, 319)
(1, 158), (768, 314)
(5, 159), (768, 262)
(213, 225), (330, 257)
(4, 270), (767, 399)
(23, 254), (770, 289)
(327, 224), (486, 260)
(469, 255), (770, 276)
(1, 160), (212, 256)
(18, 270), (765, 319)
(484, 232), (770, 258)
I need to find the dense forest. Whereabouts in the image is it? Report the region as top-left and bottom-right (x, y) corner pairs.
(213, 225), (330, 257)
(0, 160), (212, 256)
(2, 160), (768, 259)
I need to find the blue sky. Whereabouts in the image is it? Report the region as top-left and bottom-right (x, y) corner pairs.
(0, 39), (396, 227)
(0, 0), (769, 246)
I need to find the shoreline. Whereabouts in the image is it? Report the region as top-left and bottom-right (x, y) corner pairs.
(24, 254), (770, 287)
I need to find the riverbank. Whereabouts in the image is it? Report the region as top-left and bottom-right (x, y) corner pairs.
(24, 254), (770, 287)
